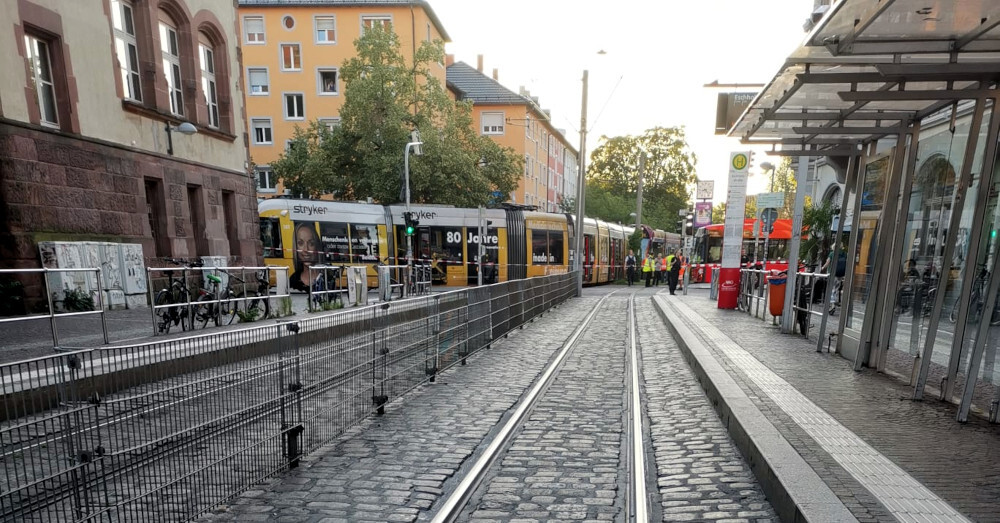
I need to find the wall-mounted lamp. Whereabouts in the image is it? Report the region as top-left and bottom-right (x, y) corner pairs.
(165, 122), (197, 156)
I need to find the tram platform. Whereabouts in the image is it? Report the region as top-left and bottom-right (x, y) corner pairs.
(660, 286), (1000, 523)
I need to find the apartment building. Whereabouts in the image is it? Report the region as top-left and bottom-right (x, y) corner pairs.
(446, 57), (578, 212)
(0, 1), (257, 279)
(238, 0), (450, 198)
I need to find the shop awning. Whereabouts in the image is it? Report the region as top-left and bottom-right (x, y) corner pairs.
(730, 0), (1000, 156)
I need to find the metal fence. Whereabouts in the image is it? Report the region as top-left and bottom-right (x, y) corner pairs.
(0, 267), (109, 347)
(789, 270), (829, 338)
(0, 272), (577, 522)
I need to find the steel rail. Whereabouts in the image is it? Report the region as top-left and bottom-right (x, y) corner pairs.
(626, 295), (651, 521)
(430, 294), (610, 523)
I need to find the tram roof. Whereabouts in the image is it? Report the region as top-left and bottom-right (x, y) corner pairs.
(730, 0), (1000, 157)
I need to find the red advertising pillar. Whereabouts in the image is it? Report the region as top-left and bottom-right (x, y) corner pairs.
(718, 151), (750, 309)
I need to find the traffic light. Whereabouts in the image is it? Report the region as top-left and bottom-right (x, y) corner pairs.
(404, 212), (419, 235)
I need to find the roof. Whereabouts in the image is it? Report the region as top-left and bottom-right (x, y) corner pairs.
(730, 0), (1000, 157)
(446, 62), (529, 105)
(237, 0), (450, 42)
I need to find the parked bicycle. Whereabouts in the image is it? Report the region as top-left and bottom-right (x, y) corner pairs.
(194, 269), (238, 328)
(950, 263), (1000, 325)
(242, 269), (271, 321)
(153, 258), (203, 334)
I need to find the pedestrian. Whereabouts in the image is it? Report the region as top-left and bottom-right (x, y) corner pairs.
(642, 252), (654, 287)
(668, 250), (681, 295)
(625, 249), (637, 286)
(654, 254), (664, 286)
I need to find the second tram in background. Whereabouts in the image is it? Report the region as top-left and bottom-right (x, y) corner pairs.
(689, 218), (799, 283)
(258, 198), (679, 289)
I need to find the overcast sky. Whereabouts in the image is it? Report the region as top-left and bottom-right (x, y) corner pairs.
(430, 0), (812, 201)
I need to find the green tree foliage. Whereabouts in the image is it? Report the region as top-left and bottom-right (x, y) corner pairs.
(800, 198), (837, 267)
(271, 24), (520, 205)
(763, 157), (798, 219)
(586, 127), (697, 231)
(712, 202), (727, 224)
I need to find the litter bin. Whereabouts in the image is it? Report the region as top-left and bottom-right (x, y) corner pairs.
(767, 274), (787, 317)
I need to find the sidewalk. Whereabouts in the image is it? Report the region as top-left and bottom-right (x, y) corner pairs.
(655, 287), (1000, 523)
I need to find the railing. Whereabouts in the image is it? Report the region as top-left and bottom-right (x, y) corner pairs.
(147, 265), (291, 335)
(790, 270), (829, 338)
(0, 267), (109, 347)
(739, 267), (770, 320)
(0, 272), (578, 522)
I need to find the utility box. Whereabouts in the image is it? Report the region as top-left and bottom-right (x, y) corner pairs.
(347, 267), (368, 306)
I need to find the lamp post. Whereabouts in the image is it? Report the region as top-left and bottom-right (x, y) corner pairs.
(573, 70), (589, 297)
(761, 161), (776, 192)
(404, 131), (424, 265)
(759, 161), (776, 268)
(165, 121), (197, 155)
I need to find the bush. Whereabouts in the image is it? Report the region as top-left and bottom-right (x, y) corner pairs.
(236, 307), (260, 323)
(0, 279), (26, 317)
(63, 288), (95, 312)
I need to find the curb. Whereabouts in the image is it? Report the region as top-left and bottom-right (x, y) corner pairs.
(652, 295), (858, 523)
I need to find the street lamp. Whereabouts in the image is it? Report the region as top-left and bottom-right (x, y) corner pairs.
(760, 161), (776, 192)
(165, 121), (197, 155)
(404, 130), (423, 265)
(573, 70), (589, 297)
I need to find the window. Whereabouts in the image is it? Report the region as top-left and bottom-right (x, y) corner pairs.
(199, 42), (219, 128)
(482, 112), (504, 135)
(361, 15), (391, 33)
(282, 15), (295, 30)
(315, 16), (336, 43)
(111, 0), (141, 101)
(248, 67), (269, 95)
(23, 34), (58, 127)
(284, 93), (304, 120)
(280, 43), (301, 71)
(251, 118), (272, 144)
(317, 68), (338, 95)
(244, 16), (264, 44)
(318, 118), (341, 131)
(260, 217), (282, 255)
(160, 21), (183, 115)
(256, 166), (277, 192)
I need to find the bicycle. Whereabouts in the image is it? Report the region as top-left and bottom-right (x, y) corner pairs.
(243, 269), (272, 321)
(194, 269), (238, 328)
(950, 263), (1000, 325)
(153, 258), (203, 334)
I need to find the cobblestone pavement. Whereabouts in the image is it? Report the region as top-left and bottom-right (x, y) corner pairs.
(198, 297), (598, 522)
(672, 288), (1000, 523)
(636, 295), (777, 522)
(199, 289), (781, 522)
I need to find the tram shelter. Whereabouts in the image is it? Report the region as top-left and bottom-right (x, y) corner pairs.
(730, 0), (1000, 423)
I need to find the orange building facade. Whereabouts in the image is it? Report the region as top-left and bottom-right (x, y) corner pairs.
(446, 57), (578, 213)
(237, 0), (450, 198)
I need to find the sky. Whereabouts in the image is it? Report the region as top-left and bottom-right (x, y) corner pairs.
(429, 0), (813, 202)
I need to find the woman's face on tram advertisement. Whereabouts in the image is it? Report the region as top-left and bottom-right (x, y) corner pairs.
(295, 223), (320, 265)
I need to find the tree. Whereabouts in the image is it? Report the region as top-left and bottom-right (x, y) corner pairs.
(272, 24), (521, 205)
(800, 199), (836, 268)
(587, 127), (697, 231)
(712, 202), (727, 224)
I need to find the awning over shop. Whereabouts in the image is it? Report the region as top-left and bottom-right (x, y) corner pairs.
(730, 0), (1000, 156)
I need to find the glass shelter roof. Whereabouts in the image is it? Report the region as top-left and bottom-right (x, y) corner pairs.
(730, 0), (1000, 155)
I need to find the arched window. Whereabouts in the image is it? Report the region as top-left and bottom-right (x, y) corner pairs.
(111, 0), (142, 102)
(159, 14), (183, 116)
(199, 34), (218, 128)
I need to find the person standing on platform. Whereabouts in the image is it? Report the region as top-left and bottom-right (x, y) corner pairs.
(625, 249), (637, 286)
(668, 250), (682, 295)
(642, 252), (654, 287)
(653, 254), (664, 286)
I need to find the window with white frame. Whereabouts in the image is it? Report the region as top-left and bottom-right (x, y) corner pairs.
(280, 43), (301, 71)
(482, 112), (504, 135)
(314, 15), (336, 43)
(159, 20), (183, 115)
(318, 117), (341, 132)
(251, 118), (272, 144)
(23, 34), (58, 127)
(111, 0), (141, 102)
(317, 68), (338, 95)
(284, 93), (304, 120)
(256, 166), (277, 191)
(199, 41), (219, 128)
(244, 16), (265, 44)
(361, 15), (392, 33)
(247, 67), (269, 95)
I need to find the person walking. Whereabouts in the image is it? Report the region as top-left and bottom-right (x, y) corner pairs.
(653, 254), (663, 286)
(668, 250), (682, 295)
(642, 252), (654, 287)
(625, 249), (637, 286)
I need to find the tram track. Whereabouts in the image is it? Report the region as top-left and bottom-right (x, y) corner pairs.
(432, 290), (653, 522)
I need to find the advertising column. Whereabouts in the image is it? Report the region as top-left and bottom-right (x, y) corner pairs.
(718, 152), (750, 309)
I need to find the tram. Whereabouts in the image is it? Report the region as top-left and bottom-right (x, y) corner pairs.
(689, 218), (799, 283)
(259, 198), (674, 288)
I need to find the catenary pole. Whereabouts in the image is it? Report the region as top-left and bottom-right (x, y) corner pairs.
(573, 70), (589, 297)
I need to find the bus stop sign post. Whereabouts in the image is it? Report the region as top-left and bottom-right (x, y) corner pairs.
(718, 151), (750, 309)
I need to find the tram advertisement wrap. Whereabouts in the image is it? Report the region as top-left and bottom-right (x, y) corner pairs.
(718, 151), (749, 309)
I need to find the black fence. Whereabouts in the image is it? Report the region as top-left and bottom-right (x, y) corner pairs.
(0, 273), (577, 522)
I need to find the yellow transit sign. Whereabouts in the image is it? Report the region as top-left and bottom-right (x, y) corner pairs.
(732, 153), (748, 171)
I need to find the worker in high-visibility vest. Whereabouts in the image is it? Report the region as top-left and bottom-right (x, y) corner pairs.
(642, 253), (655, 287)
